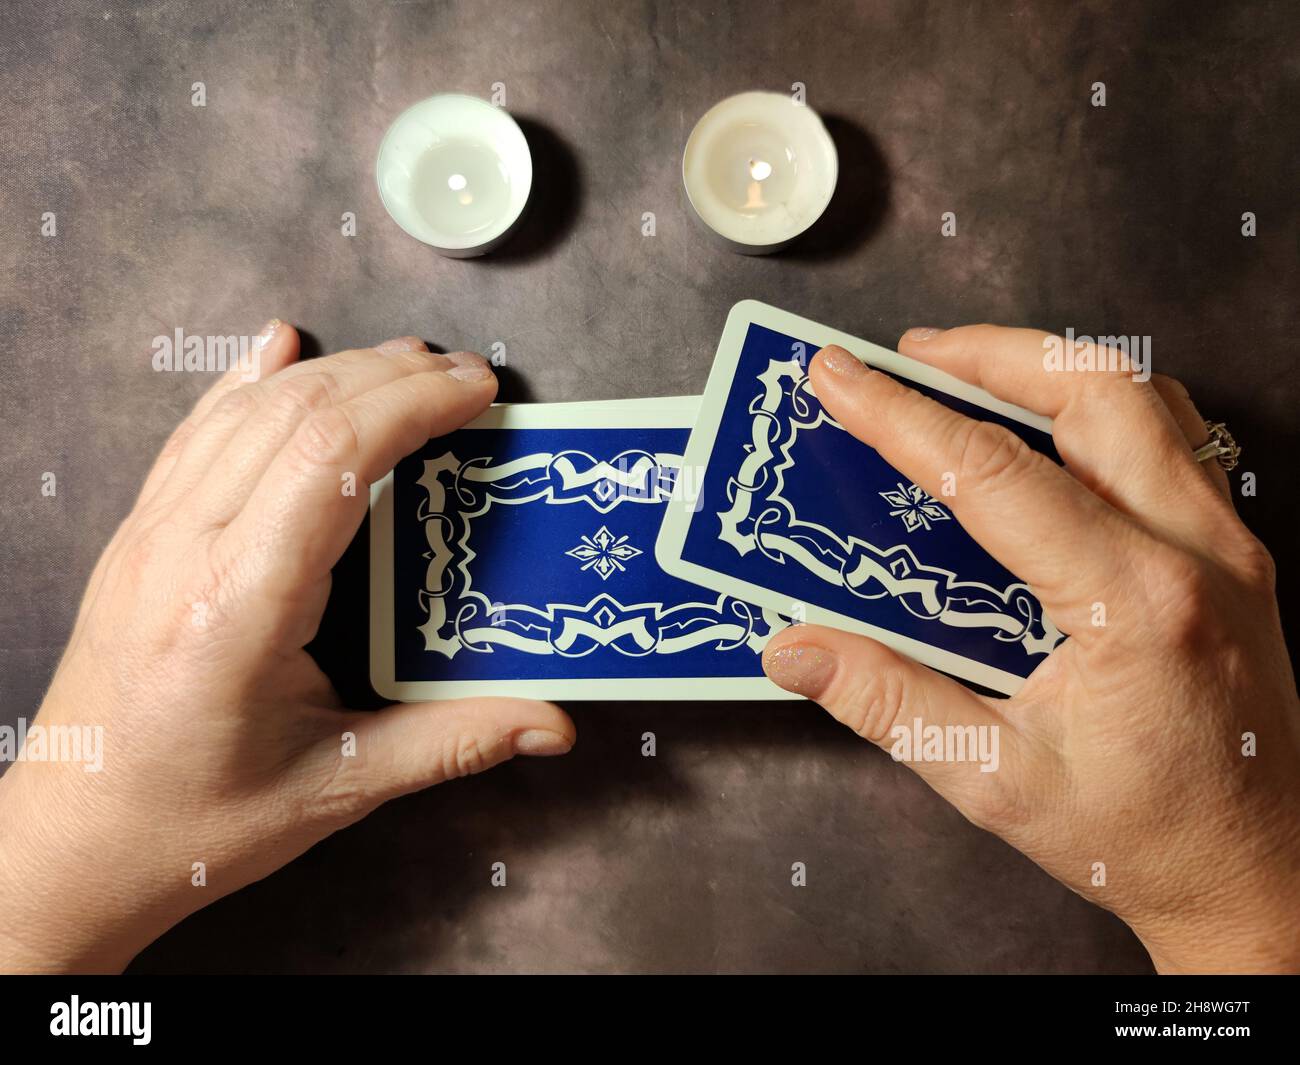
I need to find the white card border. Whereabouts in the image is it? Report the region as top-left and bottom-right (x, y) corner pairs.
(655, 300), (1056, 697)
(370, 398), (799, 701)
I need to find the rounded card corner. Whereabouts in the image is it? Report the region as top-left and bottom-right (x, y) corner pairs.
(368, 661), (400, 703)
(652, 523), (679, 572)
(726, 298), (767, 323)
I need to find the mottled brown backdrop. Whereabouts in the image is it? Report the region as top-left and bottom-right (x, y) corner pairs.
(2, 0), (1296, 973)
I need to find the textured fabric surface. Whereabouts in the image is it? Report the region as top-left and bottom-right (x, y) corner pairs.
(1, 0), (1295, 973)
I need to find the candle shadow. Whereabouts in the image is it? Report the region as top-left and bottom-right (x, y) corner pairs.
(476, 117), (582, 265)
(780, 116), (890, 262)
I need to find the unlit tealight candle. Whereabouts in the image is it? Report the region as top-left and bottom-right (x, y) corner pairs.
(376, 94), (532, 257)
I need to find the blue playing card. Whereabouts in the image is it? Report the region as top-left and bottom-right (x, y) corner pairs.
(656, 302), (1067, 695)
(370, 401), (796, 700)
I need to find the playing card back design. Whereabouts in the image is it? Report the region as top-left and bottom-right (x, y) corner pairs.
(716, 353), (1063, 658)
(656, 302), (1068, 695)
(384, 426), (789, 689)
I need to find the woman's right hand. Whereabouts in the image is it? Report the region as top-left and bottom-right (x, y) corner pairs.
(763, 325), (1300, 973)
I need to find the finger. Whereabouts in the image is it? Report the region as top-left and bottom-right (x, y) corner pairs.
(811, 345), (1146, 636)
(375, 336), (429, 355)
(898, 324), (1110, 418)
(320, 698), (575, 814)
(896, 325), (1227, 532)
(1150, 374), (1232, 502)
(184, 344), (486, 529)
(98, 320), (297, 625)
(217, 359), (497, 594)
(183, 318), (301, 423)
(137, 318), (299, 507)
(763, 625), (1023, 825)
(147, 338), (452, 522)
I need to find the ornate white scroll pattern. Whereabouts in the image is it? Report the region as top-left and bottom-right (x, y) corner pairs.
(414, 448), (788, 659)
(716, 359), (1064, 658)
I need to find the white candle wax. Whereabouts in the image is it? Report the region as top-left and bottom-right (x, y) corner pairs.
(682, 91), (838, 254)
(376, 94), (532, 257)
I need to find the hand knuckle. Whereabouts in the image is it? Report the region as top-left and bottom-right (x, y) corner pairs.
(292, 406), (360, 467)
(952, 324), (997, 355)
(270, 373), (338, 421)
(118, 539), (158, 587)
(155, 423), (194, 465)
(964, 771), (1032, 833)
(443, 733), (488, 780)
(120, 518), (182, 582)
(1146, 549), (1215, 646)
(1234, 536), (1277, 592)
(1151, 372), (1190, 401)
(309, 759), (375, 826)
(176, 553), (244, 634)
(954, 420), (1033, 491)
(839, 668), (908, 743)
(211, 385), (260, 424)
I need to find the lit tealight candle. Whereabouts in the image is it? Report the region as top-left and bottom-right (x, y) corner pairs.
(682, 91), (838, 254)
(376, 93), (533, 257)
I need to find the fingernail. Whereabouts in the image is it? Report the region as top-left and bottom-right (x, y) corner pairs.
(514, 729), (572, 757)
(903, 327), (944, 342)
(257, 318), (282, 345)
(762, 643), (837, 698)
(818, 344), (870, 379)
(443, 350), (485, 368)
(445, 352), (493, 382)
(376, 336), (427, 354)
